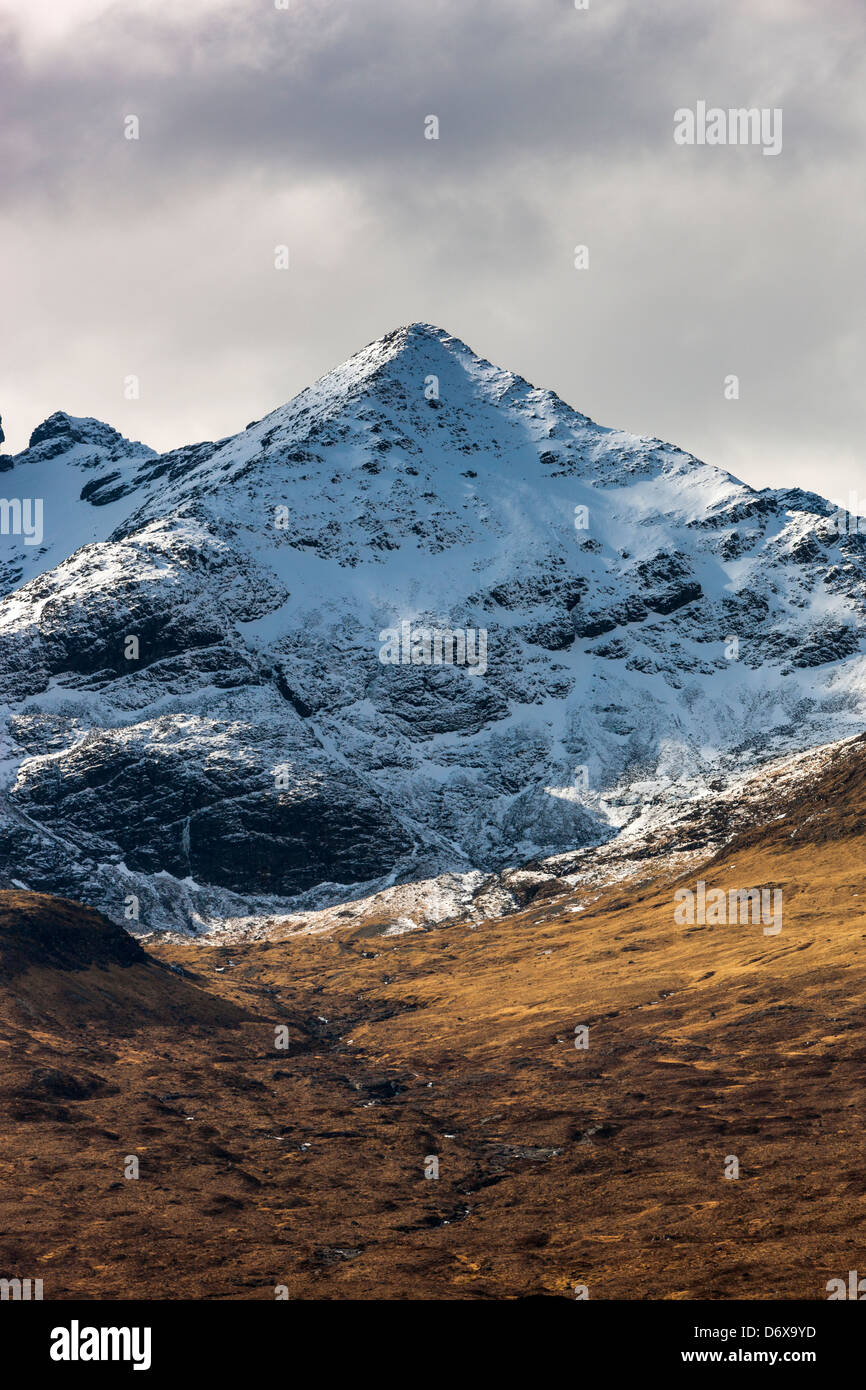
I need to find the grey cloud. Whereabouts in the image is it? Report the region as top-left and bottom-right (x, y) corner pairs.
(0, 0), (864, 505)
(3, 0), (863, 204)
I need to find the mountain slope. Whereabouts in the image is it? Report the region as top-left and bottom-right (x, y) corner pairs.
(1, 325), (864, 931)
(2, 734), (865, 1299)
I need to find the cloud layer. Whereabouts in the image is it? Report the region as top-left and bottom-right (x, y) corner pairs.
(2, 0), (864, 503)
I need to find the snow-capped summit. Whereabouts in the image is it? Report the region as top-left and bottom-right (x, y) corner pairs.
(1, 326), (864, 931)
(0, 411), (156, 594)
(25, 411), (153, 457)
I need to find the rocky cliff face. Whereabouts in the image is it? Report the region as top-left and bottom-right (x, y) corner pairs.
(1, 325), (864, 930)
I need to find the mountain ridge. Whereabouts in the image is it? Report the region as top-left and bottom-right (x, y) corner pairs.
(1, 325), (864, 932)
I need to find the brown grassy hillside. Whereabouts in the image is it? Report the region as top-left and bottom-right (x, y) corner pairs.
(1, 738), (865, 1299)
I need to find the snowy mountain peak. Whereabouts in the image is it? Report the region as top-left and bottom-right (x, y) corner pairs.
(25, 411), (154, 461)
(1, 326), (866, 933)
(263, 321), (590, 444)
(0, 410), (157, 595)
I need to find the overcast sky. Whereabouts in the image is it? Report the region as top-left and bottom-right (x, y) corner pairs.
(2, 0), (864, 504)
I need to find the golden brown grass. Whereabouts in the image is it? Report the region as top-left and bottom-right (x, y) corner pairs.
(1, 739), (865, 1299)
